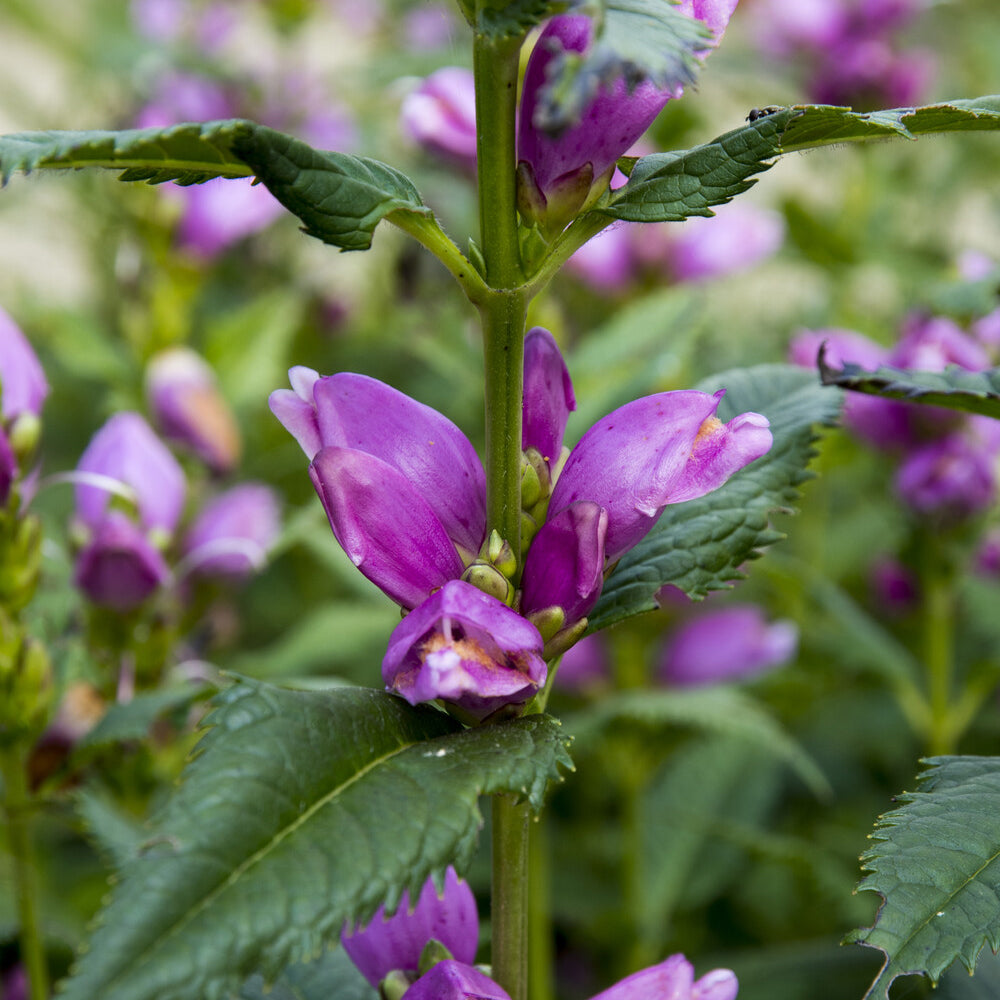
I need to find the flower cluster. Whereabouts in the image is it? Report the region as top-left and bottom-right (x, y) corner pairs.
(340, 866), (738, 1000)
(272, 327), (771, 720)
(791, 313), (1000, 523)
(749, 0), (934, 109)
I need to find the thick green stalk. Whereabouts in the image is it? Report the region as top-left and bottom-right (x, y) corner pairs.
(473, 23), (531, 1000)
(925, 570), (956, 756)
(528, 817), (554, 1000)
(1, 747), (48, 1000)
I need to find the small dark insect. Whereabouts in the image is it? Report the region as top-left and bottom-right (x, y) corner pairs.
(746, 106), (783, 123)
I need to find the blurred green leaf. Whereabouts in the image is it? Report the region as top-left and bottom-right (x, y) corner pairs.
(534, 0), (711, 135)
(603, 98), (1000, 223)
(819, 357), (1000, 420)
(78, 684), (211, 750)
(60, 680), (571, 1000)
(848, 756), (1000, 999)
(239, 947), (376, 1000)
(76, 785), (148, 868)
(589, 365), (842, 630)
(476, 0), (564, 38)
(567, 685), (829, 796)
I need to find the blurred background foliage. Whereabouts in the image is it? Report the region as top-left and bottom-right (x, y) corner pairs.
(1, 0), (1000, 997)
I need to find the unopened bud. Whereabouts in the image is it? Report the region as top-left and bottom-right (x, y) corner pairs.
(485, 529), (517, 579)
(418, 938), (454, 975)
(525, 605), (566, 644)
(542, 618), (590, 662)
(381, 970), (413, 1000)
(0, 513), (43, 612)
(8, 412), (41, 467)
(521, 454), (542, 510)
(522, 448), (552, 506)
(0, 617), (53, 746)
(461, 562), (513, 605)
(520, 511), (539, 560)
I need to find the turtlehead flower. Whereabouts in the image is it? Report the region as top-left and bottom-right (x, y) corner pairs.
(182, 483), (280, 580)
(402, 961), (511, 1000)
(73, 413), (185, 610)
(341, 867), (478, 989)
(517, 3), (738, 233)
(659, 605), (798, 686)
(146, 347), (241, 474)
(400, 68), (477, 171)
(382, 580), (547, 721)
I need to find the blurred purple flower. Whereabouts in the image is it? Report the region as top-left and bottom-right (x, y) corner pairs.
(869, 555), (919, 614)
(957, 250), (996, 282)
(401, 68), (478, 171)
(383, 579), (546, 720)
(0, 307), (48, 422)
(0, 964), (28, 1000)
(131, 0), (186, 41)
(146, 347), (241, 474)
(342, 867), (478, 988)
(750, 0), (848, 55)
(182, 483), (280, 580)
(403, 961), (511, 1000)
(516, 3), (738, 231)
(403, 4), (457, 49)
(971, 308), (1000, 351)
(75, 412), (186, 536)
(566, 224), (639, 292)
(894, 421), (1000, 521)
(555, 632), (610, 691)
(976, 527), (1000, 577)
(891, 314), (990, 372)
(659, 605), (797, 686)
(135, 73), (233, 129)
(73, 511), (172, 611)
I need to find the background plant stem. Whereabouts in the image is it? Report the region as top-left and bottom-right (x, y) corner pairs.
(473, 22), (532, 1000)
(1, 746), (49, 1000)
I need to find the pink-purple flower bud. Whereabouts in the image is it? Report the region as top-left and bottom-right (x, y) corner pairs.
(341, 868), (478, 989)
(589, 954), (738, 1000)
(522, 327), (576, 468)
(75, 412), (186, 536)
(146, 347), (241, 474)
(73, 511), (172, 611)
(400, 68), (477, 171)
(402, 961), (511, 1000)
(182, 483), (280, 579)
(383, 580), (546, 721)
(659, 605), (797, 686)
(0, 308), (48, 423)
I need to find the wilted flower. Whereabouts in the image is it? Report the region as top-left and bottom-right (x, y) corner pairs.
(146, 347), (241, 474)
(382, 580), (547, 721)
(182, 483), (280, 580)
(659, 605), (797, 686)
(516, 3), (738, 232)
(341, 867), (478, 988)
(400, 68), (477, 171)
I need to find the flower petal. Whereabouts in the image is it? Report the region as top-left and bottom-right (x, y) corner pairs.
(402, 961), (511, 1000)
(310, 447), (465, 609)
(0, 306), (48, 421)
(587, 953), (694, 1000)
(313, 373), (486, 556)
(523, 327), (576, 465)
(521, 501), (607, 623)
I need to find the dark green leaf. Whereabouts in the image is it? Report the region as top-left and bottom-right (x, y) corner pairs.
(601, 97), (1000, 223)
(77, 684), (211, 750)
(534, 0), (712, 134)
(567, 686), (829, 797)
(230, 124), (432, 251)
(847, 756), (1000, 999)
(477, 0), (565, 38)
(60, 680), (571, 1000)
(75, 785), (148, 868)
(588, 365), (842, 631)
(239, 948), (376, 1000)
(0, 120), (431, 251)
(0, 120), (254, 185)
(819, 355), (1000, 421)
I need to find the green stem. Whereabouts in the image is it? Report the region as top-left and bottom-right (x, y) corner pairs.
(1, 747), (49, 1000)
(492, 796), (530, 1000)
(925, 569), (956, 756)
(527, 816), (554, 1000)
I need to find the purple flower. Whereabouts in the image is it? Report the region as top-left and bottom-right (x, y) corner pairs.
(976, 527), (1000, 577)
(0, 307), (48, 423)
(565, 223), (638, 292)
(382, 580), (546, 721)
(522, 326), (576, 469)
(517, 4), (738, 231)
(146, 347), (241, 474)
(869, 555), (919, 614)
(182, 483), (280, 579)
(270, 369), (487, 606)
(341, 867), (478, 988)
(1, 964), (28, 1000)
(75, 413), (186, 535)
(894, 422), (1000, 521)
(891, 314), (991, 372)
(402, 4), (457, 50)
(555, 632), (610, 692)
(73, 511), (172, 611)
(402, 961), (511, 1000)
(659, 605), (797, 686)
(589, 954), (738, 1000)
(400, 68), (477, 171)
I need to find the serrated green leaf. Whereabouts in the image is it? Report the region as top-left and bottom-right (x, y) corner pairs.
(0, 120), (431, 252)
(567, 686), (829, 797)
(230, 124), (432, 251)
(587, 365), (842, 631)
(601, 97), (1000, 223)
(60, 680), (572, 1000)
(75, 785), (148, 868)
(819, 357), (1000, 420)
(0, 120), (254, 185)
(239, 947), (377, 1000)
(534, 0), (712, 134)
(848, 756), (1000, 999)
(477, 0), (564, 38)
(77, 683), (211, 750)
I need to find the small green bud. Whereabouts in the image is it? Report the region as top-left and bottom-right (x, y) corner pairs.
(520, 511), (539, 561)
(0, 616), (53, 747)
(0, 513), (43, 612)
(8, 413), (41, 466)
(461, 562), (513, 605)
(418, 938), (454, 975)
(486, 530), (517, 579)
(526, 605), (566, 643)
(380, 970), (413, 1000)
(542, 618), (590, 662)
(520, 456), (542, 510)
